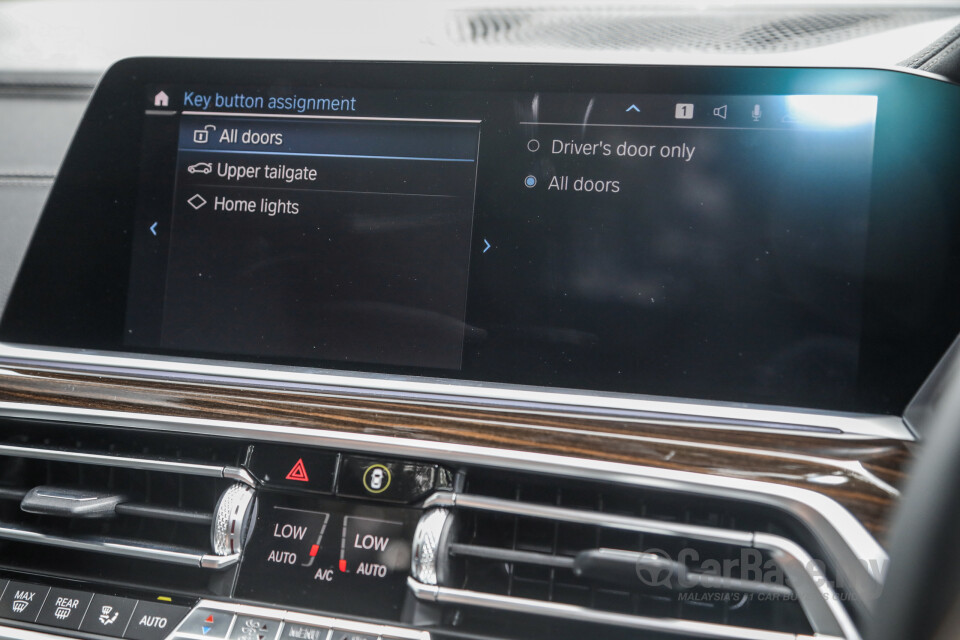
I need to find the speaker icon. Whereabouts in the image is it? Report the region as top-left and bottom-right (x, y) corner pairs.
(713, 105), (728, 119)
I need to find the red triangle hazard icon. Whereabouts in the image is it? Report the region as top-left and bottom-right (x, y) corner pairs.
(285, 458), (309, 482)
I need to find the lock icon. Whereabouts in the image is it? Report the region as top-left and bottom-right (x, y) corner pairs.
(193, 124), (216, 144)
(363, 464), (391, 494)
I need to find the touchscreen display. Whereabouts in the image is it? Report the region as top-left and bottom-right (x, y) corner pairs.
(124, 83), (878, 408)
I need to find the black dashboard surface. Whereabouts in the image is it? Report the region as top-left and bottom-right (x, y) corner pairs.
(0, 87), (87, 312)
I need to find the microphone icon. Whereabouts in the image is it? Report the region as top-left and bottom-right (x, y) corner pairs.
(751, 104), (762, 122)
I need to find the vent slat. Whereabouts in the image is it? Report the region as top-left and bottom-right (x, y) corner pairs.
(114, 502), (213, 525)
(417, 471), (835, 640)
(0, 419), (248, 596)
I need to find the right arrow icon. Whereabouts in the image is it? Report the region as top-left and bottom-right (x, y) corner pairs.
(483, 239), (491, 254)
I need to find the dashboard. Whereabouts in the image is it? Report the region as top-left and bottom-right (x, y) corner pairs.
(1, 6), (960, 640)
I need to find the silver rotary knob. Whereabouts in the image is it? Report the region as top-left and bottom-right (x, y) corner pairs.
(211, 482), (256, 556)
(411, 508), (452, 585)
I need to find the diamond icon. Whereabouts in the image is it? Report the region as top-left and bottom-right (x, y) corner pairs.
(187, 194), (207, 210)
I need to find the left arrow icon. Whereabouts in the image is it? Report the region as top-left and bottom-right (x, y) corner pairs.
(149, 222), (158, 236)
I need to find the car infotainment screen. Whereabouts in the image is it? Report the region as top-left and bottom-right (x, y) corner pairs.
(3, 59), (960, 414)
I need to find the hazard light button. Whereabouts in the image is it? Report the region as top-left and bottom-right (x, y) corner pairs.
(246, 446), (338, 494)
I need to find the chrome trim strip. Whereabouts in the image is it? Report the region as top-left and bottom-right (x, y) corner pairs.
(185, 599), (430, 640)
(0, 523), (239, 569)
(407, 578), (842, 640)
(199, 553), (242, 569)
(0, 401), (888, 610)
(0, 443), (243, 481)
(754, 533), (858, 640)
(223, 466), (257, 487)
(0, 343), (913, 440)
(904, 331), (960, 437)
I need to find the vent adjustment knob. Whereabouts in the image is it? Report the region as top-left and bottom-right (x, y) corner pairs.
(211, 483), (256, 556)
(411, 508), (452, 586)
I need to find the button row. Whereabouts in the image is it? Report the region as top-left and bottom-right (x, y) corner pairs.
(171, 605), (427, 640)
(246, 446), (452, 503)
(0, 580), (188, 640)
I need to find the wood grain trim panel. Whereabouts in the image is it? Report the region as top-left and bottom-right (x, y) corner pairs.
(0, 363), (910, 540)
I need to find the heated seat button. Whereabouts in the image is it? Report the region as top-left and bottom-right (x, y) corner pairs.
(247, 445), (338, 494)
(337, 456), (449, 503)
(79, 594), (138, 637)
(36, 588), (93, 630)
(0, 581), (51, 622)
(176, 607), (235, 638)
(125, 601), (190, 640)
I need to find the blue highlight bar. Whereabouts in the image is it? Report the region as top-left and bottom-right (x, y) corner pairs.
(181, 148), (475, 163)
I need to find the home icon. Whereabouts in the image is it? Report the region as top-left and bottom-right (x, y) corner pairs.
(154, 91), (169, 107)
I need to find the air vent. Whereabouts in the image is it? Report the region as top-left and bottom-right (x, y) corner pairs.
(450, 7), (958, 53)
(0, 420), (254, 597)
(410, 471), (861, 640)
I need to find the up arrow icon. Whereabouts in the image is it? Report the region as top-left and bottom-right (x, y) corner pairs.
(626, 104), (641, 113)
